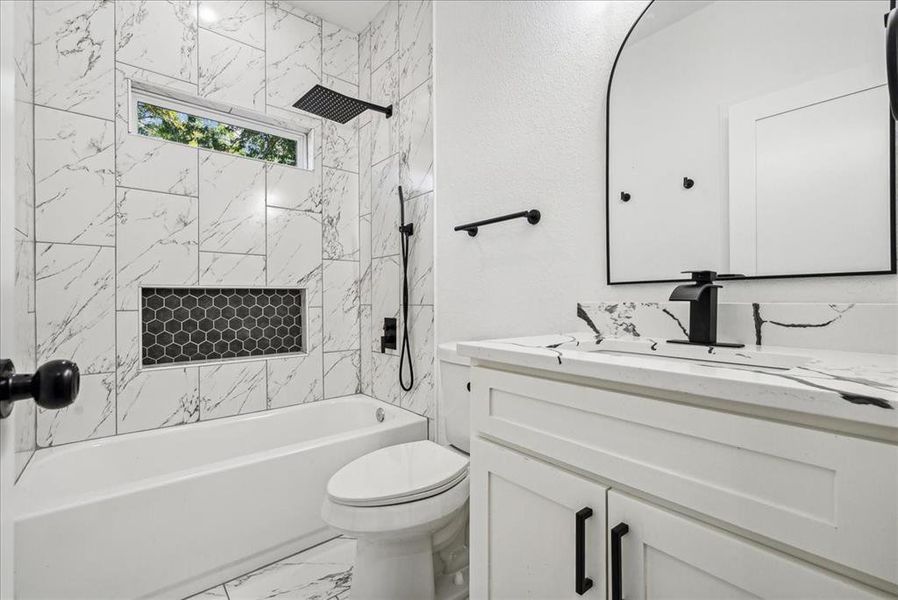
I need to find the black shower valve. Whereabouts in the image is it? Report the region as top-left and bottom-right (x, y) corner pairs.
(0, 358), (80, 419)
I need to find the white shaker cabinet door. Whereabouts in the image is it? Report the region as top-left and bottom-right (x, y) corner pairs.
(470, 437), (608, 600)
(607, 491), (888, 600)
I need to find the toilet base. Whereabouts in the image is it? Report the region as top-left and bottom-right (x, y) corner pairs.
(353, 535), (436, 600)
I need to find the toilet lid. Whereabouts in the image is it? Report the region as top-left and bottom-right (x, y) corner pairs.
(327, 441), (469, 507)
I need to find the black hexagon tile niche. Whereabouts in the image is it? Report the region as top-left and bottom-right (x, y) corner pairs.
(141, 288), (304, 366)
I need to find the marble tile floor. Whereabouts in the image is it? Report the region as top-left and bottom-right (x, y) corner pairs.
(187, 536), (355, 600)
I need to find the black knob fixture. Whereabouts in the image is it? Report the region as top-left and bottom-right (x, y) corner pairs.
(620, 191), (631, 202)
(0, 358), (80, 419)
(683, 177), (695, 189)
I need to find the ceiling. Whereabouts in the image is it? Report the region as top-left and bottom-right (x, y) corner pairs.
(287, 1), (388, 33)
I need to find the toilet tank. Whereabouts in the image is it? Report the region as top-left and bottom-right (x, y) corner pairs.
(438, 343), (471, 454)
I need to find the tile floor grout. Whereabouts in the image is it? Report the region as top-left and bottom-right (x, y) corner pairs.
(186, 536), (356, 600)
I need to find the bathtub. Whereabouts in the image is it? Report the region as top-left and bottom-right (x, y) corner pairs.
(14, 395), (426, 600)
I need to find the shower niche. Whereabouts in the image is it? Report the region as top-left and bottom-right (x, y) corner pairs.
(140, 287), (305, 367)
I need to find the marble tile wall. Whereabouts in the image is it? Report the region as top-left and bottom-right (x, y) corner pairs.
(15, 0), (363, 462)
(13, 0), (37, 480)
(358, 1), (435, 431)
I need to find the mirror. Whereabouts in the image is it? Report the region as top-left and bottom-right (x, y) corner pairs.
(606, 0), (896, 284)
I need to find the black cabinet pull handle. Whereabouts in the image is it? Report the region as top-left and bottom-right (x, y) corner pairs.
(610, 522), (629, 600)
(575, 507), (593, 595)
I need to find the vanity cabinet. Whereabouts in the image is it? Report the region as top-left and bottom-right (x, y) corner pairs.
(468, 365), (898, 598)
(607, 491), (883, 600)
(470, 437), (607, 599)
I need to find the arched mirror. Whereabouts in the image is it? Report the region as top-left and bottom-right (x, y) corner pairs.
(606, 0), (896, 284)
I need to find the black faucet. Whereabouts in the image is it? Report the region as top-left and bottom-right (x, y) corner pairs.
(667, 270), (744, 348)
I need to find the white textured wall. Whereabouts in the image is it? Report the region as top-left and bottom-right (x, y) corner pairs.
(434, 0), (898, 344)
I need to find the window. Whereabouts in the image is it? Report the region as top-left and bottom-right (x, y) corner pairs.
(128, 80), (309, 168)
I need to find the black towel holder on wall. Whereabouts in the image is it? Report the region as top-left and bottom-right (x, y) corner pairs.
(454, 209), (541, 237)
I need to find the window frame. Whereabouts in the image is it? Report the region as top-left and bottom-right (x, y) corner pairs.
(127, 79), (312, 170)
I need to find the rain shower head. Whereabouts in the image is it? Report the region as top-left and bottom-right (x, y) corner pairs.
(292, 84), (392, 124)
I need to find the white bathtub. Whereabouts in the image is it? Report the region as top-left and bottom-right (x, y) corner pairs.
(14, 395), (426, 600)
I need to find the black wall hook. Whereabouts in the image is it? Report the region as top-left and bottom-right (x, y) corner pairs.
(683, 177), (695, 189)
(620, 192), (631, 202)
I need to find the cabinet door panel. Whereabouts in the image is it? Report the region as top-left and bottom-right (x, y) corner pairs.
(607, 491), (887, 599)
(471, 438), (607, 599)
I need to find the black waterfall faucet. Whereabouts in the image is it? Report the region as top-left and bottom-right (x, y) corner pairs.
(667, 270), (745, 348)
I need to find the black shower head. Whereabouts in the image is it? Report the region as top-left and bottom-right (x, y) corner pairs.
(292, 84), (392, 124)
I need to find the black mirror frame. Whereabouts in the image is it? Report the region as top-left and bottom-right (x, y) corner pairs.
(605, 0), (898, 285)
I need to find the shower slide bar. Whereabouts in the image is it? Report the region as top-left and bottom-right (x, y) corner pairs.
(454, 209), (541, 237)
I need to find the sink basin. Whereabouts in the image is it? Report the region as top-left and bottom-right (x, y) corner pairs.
(589, 338), (809, 370)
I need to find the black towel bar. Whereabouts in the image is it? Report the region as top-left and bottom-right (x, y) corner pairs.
(454, 209), (541, 237)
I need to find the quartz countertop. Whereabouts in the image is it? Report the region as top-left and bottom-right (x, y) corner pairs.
(457, 332), (898, 440)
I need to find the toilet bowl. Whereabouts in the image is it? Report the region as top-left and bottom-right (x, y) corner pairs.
(321, 343), (472, 600)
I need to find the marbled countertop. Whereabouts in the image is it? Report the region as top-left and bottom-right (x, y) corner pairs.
(457, 332), (898, 439)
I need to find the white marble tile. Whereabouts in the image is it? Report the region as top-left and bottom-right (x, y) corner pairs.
(116, 0), (198, 83)
(37, 372), (115, 447)
(372, 350), (402, 406)
(34, 0), (114, 119)
(266, 4), (320, 110)
(199, 1), (264, 49)
(200, 360), (266, 420)
(266, 207), (322, 305)
(359, 122), (372, 214)
(321, 76), (359, 172)
(200, 253), (266, 286)
(370, 0), (398, 71)
(323, 261), (359, 352)
(398, 79), (432, 199)
(35, 107), (115, 246)
(371, 255), (400, 355)
(399, 0), (432, 98)
(322, 169), (359, 261)
(226, 555), (352, 600)
(115, 62), (199, 196)
(323, 21), (358, 85)
(116, 311), (200, 434)
(199, 151), (266, 254)
(324, 351), (360, 399)
(360, 305), (372, 395)
(358, 26), (372, 127)
(116, 188), (199, 311)
(371, 154), (400, 258)
(401, 305), (434, 417)
(267, 163), (320, 212)
(14, 391), (36, 480)
(13, 0), (33, 104)
(266, 0), (321, 26)
(406, 192), (433, 305)
(294, 537), (356, 564)
(187, 586), (228, 600)
(267, 308), (323, 408)
(370, 55), (398, 165)
(36, 243), (115, 374)
(14, 100), (34, 238)
(359, 213), (372, 305)
(16, 232), (34, 314)
(198, 28), (265, 111)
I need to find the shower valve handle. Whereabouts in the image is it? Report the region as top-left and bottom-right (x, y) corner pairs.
(0, 358), (80, 419)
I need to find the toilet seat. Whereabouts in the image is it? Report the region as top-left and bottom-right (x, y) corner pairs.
(327, 441), (469, 507)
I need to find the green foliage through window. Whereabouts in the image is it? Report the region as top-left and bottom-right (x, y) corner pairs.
(137, 102), (299, 166)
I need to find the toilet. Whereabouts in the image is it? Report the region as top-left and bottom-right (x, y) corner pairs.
(321, 343), (472, 600)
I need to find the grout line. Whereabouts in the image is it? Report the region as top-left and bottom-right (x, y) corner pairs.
(117, 183), (197, 200)
(198, 24), (265, 53)
(32, 101), (115, 123)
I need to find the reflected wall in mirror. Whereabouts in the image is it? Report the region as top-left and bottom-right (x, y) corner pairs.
(607, 0), (896, 284)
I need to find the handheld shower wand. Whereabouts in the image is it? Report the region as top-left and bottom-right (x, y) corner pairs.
(398, 186), (414, 392)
